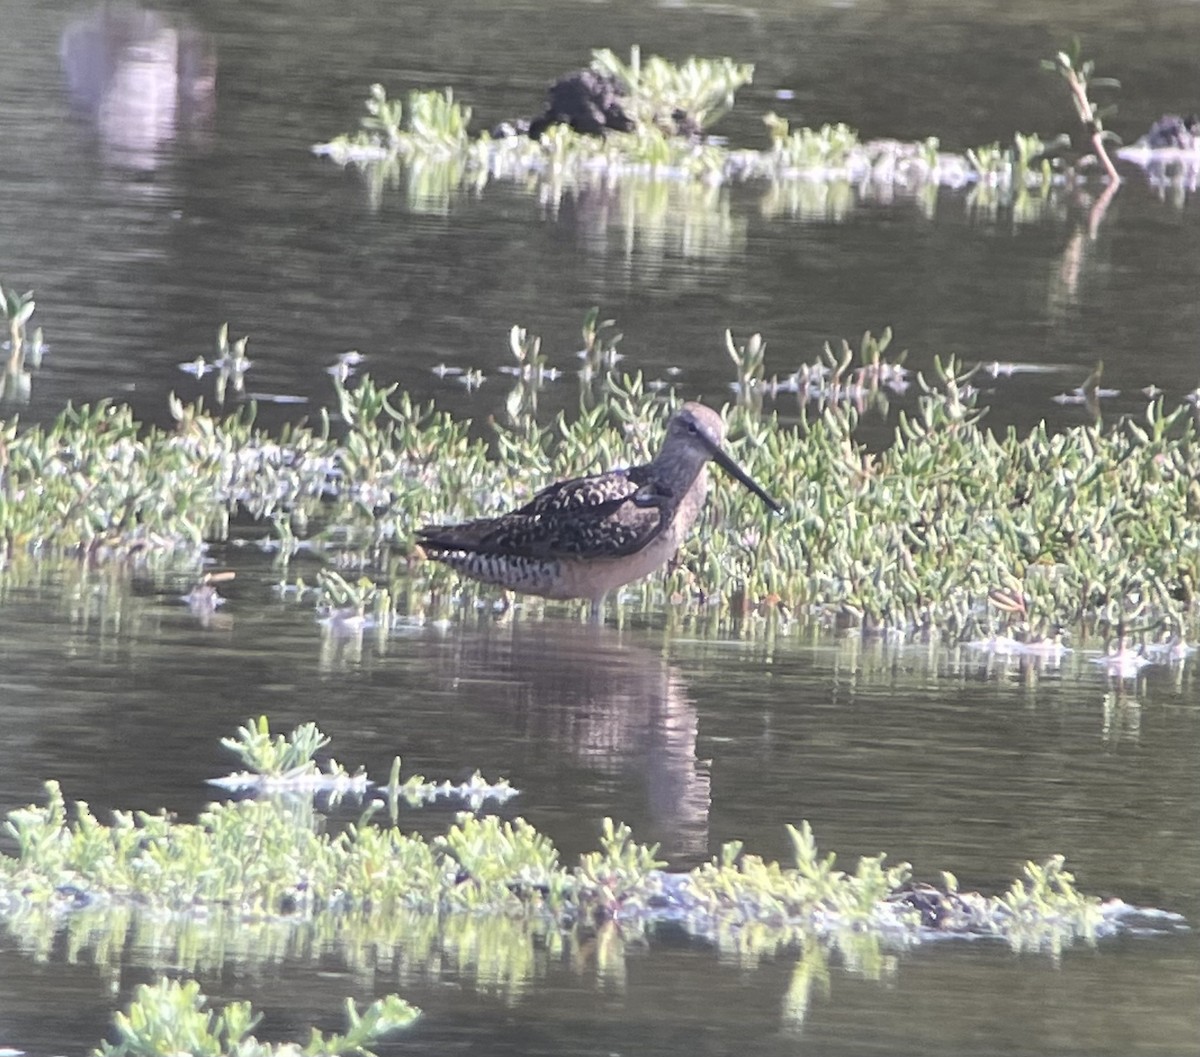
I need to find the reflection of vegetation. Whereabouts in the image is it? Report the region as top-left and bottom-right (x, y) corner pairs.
(758, 171), (863, 222)
(0, 299), (1198, 641)
(96, 977), (417, 1057)
(0, 722), (1114, 1004)
(555, 178), (746, 264)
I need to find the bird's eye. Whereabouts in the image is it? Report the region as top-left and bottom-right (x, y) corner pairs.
(685, 421), (699, 434)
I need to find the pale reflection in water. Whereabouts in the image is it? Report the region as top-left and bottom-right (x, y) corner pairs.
(60, 3), (216, 169)
(434, 621), (711, 862)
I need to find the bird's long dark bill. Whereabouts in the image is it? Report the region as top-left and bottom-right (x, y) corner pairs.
(709, 445), (782, 513)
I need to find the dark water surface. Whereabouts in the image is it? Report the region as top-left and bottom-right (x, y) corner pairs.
(2, 0), (1200, 435)
(2, 0), (1200, 1053)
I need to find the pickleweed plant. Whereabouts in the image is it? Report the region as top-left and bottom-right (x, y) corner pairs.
(437, 813), (569, 909)
(360, 82), (404, 145)
(320, 84), (470, 163)
(1, 282), (36, 364)
(314, 51), (1033, 210)
(966, 131), (1046, 181)
(0, 281), (46, 403)
(316, 568), (394, 628)
(763, 113), (861, 169)
(574, 817), (667, 912)
(94, 977), (418, 1057)
(222, 715), (332, 777)
(0, 723), (1159, 1004)
(0, 307), (1197, 639)
(684, 821), (912, 926)
(590, 46), (754, 133)
(1041, 39), (1121, 183)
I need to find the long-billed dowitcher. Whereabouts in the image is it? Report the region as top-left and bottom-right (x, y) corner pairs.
(416, 402), (780, 611)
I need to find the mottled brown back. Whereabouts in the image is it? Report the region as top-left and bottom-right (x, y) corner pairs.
(417, 465), (674, 560)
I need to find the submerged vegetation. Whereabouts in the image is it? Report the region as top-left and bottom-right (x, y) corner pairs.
(0, 720), (1157, 1041)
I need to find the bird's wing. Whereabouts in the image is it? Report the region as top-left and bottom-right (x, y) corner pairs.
(418, 468), (672, 559)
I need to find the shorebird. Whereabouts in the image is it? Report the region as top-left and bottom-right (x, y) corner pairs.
(416, 402), (781, 611)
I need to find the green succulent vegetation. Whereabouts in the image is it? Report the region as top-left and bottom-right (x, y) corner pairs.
(209, 715), (516, 810)
(223, 715), (336, 776)
(2, 281), (36, 358)
(589, 45), (754, 132)
(0, 298), (1197, 643)
(314, 54), (957, 216)
(96, 978), (417, 1057)
(1041, 39), (1122, 184)
(0, 280), (47, 402)
(761, 112), (869, 171)
(0, 721), (1108, 1010)
(319, 80), (959, 203)
(314, 43), (1143, 219)
(966, 131), (1059, 184)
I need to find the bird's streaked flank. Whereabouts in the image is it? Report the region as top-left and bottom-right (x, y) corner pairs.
(416, 402), (781, 610)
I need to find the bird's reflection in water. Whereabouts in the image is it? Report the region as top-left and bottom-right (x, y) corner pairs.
(441, 622), (711, 864)
(60, 2), (216, 170)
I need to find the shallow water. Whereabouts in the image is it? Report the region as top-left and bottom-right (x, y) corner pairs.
(2, 0), (1200, 438)
(0, 560), (1197, 1055)
(1, 0), (1200, 1052)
